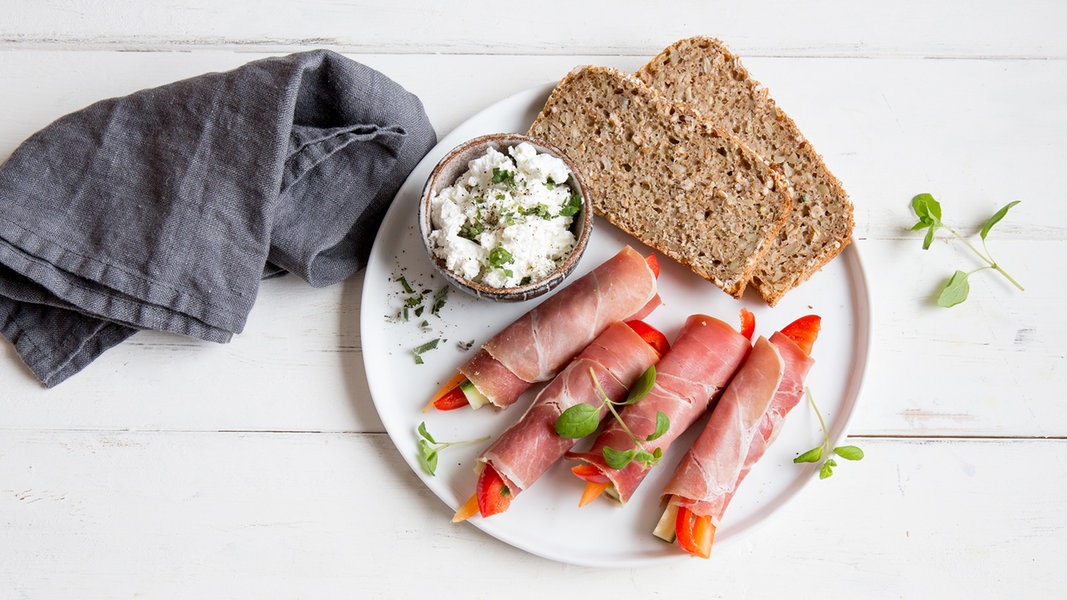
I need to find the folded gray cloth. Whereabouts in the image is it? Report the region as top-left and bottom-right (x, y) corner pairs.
(0, 49), (436, 387)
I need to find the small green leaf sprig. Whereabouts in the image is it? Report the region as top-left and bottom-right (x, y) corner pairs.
(793, 388), (864, 479)
(416, 422), (490, 476)
(910, 193), (1024, 307)
(554, 366), (669, 470)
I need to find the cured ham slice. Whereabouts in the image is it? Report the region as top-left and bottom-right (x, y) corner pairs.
(458, 245), (659, 408)
(659, 316), (818, 558)
(480, 321), (662, 497)
(567, 314), (751, 504)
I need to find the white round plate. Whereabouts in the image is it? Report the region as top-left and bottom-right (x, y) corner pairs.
(360, 84), (871, 567)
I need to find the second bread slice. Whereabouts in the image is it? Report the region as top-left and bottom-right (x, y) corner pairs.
(528, 65), (793, 298)
(636, 37), (854, 305)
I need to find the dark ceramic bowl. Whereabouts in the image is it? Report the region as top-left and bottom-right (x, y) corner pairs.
(418, 133), (593, 302)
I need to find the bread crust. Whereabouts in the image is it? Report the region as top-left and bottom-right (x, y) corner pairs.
(637, 37), (854, 305)
(528, 66), (793, 298)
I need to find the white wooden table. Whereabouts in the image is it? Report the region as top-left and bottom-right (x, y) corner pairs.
(2, 2), (1065, 597)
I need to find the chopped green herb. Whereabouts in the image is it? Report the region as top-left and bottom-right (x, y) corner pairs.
(558, 193), (582, 217)
(394, 275), (414, 294)
(412, 338), (440, 364)
(491, 167), (516, 186)
(545, 178), (556, 190)
(488, 246), (513, 270)
(431, 286), (448, 316)
(520, 203), (553, 220)
(460, 221), (485, 240)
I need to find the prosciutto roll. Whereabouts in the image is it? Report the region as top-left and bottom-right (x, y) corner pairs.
(659, 317), (818, 558)
(459, 245), (659, 408)
(480, 321), (662, 498)
(664, 330), (815, 517)
(567, 314), (751, 504)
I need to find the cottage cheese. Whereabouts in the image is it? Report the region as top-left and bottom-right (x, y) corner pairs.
(428, 142), (581, 288)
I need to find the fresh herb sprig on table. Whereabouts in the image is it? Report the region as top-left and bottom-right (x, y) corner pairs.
(416, 422), (490, 476)
(554, 366), (669, 470)
(910, 193), (1024, 307)
(793, 388), (863, 479)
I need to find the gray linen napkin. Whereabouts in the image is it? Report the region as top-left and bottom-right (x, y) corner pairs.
(0, 49), (436, 387)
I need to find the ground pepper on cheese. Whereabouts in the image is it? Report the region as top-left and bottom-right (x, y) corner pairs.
(427, 142), (581, 288)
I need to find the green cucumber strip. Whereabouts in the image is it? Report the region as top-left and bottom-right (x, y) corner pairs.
(459, 380), (490, 410)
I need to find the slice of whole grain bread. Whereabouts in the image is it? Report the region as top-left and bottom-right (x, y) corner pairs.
(528, 65), (793, 298)
(637, 36), (854, 305)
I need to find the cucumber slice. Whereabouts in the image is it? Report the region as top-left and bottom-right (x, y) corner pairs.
(459, 380), (490, 410)
(653, 503), (678, 543)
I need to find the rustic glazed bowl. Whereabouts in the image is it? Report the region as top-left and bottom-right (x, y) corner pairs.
(418, 133), (593, 302)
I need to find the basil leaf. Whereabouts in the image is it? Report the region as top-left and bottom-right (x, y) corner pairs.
(819, 461), (835, 479)
(417, 440), (439, 476)
(793, 446), (824, 464)
(911, 193), (932, 220)
(913, 193), (941, 220)
(634, 450), (654, 466)
(417, 421), (436, 444)
(937, 270), (970, 307)
(620, 366), (656, 405)
(980, 200), (1021, 240)
(603, 446), (635, 470)
(554, 403), (601, 439)
(922, 224), (937, 250)
(833, 445), (865, 461)
(646, 411), (669, 441)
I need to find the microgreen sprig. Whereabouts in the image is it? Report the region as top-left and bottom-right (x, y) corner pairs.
(416, 422), (490, 476)
(793, 388), (863, 479)
(554, 366), (668, 471)
(910, 193), (1024, 307)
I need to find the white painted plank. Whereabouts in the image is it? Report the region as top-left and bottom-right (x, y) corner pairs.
(3, 0), (1066, 58)
(0, 432), (1063, 597)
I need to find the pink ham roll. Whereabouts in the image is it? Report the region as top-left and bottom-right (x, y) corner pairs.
(567, 314), (751, 504)
(662, 329), (815, 524)
(459, 245), (659, 409)
(478, 321), (663, 498)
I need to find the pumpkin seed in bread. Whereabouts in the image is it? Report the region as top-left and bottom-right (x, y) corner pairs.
(528, 65), (793, 299)
(637, 36), (854, 306)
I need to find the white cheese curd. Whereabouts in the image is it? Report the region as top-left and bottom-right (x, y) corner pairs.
(428, 142), (581, 288)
